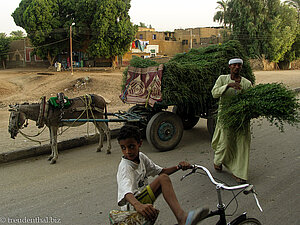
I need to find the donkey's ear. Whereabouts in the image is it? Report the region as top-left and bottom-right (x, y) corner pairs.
(8, 105), (18, 111)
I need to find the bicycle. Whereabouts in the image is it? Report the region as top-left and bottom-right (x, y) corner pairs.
(181, 165), (263, 225)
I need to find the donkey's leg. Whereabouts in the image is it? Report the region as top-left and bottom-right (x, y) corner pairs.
(98, 122), (111, 154)
(48, 127), (54, 161)
(95, 122), (104, 152)
(50, 126), (59, 164)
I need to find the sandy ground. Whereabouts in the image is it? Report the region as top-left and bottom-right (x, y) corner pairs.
(0, 68), (132, 154)
(0, 68), (299, 154)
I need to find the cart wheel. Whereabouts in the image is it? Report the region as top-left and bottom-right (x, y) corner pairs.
(172, 106), (199, 130)
(207, 116), (216, 140)
(146, 111), (183, 151)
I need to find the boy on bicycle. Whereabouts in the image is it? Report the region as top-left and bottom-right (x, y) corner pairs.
(116, 125), (209, 225)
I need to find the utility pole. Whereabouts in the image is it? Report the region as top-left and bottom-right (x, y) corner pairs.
(23, 38), (26, 67)
(190, 28), (193, 49)
(70, 23), (75, 75)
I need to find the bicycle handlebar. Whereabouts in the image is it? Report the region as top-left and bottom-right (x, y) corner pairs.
(181, 164), (249, 190)
(181, 164), (263, 212)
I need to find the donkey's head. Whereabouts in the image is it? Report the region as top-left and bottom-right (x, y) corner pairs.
(8, 105), (26, 139)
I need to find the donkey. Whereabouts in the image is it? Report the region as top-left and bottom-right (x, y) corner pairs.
(8, 94), (111, 164)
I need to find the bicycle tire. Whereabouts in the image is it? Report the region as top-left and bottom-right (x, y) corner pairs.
(235, 217), (262, 225)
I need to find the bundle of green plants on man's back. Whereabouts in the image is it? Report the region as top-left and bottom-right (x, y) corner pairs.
(218, 83), (300, 132)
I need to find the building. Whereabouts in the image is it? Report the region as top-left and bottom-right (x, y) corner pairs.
(2, 26), (224, 69)
(3, 38), (112, 69)
(122, 27), (223, 65)
(4, 39), (48, 68)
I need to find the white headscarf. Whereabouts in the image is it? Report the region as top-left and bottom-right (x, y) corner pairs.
(228, 58), (243, 65)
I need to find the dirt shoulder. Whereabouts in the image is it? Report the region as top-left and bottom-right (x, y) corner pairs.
(0, 68), (299, 154)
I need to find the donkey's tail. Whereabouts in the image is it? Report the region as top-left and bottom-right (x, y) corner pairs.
(104, 104), (108, 125)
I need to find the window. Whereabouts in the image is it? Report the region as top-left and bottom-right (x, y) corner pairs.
(139, 34), (143, 39)
(152, 34), (156, 40)
(182, 40), (188, 45)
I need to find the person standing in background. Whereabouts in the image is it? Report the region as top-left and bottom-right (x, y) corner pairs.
(211, 58), (252, 184)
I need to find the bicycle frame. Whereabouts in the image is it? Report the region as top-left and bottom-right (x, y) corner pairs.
(204, 184), (243, 225)
(205, 207), (248, 225)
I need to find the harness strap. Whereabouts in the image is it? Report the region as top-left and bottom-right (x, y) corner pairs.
(72, 106), (104, 113)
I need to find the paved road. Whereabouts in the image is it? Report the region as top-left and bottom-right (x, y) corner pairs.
(0, 119), (299, 225)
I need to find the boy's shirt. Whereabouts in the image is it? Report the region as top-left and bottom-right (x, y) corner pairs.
(117, 152), (162, 207)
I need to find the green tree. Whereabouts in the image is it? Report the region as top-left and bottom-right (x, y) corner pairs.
(10, 30), (26, 39)
(226, 0), (270, 57)
(139, 22), (147, 28)
(213, 0), (229, 29)
(12, 0), (137, 67)
(284, 0), (300, 23)
(86, 0), (137, 68)
(225, 0), (298, 63)
(282, 0), (300, 62)
(0, 33), (11, 69)
(269, 4), (298, 62)
(12, 0), (72, 66)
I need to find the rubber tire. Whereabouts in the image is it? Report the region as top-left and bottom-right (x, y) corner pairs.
(207, 116), (216, 140)
(235, 218), (262, 225)
(172, 106), (199, 130)
(146, 111), (183, 151)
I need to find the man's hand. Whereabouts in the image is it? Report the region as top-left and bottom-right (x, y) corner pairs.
(133, 202), (159, 221)
(227, 82), (242, 90)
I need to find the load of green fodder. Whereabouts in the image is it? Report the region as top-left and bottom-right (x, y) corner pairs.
(161, 40), (255, 114)
(122, 40), (255, 114)
(218, 83), (300, 132)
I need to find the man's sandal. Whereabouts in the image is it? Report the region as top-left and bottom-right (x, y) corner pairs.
(232, 175), (247, 184)
(185, 207), (209, 225)
(214, 164), (222, 172)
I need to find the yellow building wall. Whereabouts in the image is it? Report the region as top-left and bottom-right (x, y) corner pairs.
(123, 27), (223, 65)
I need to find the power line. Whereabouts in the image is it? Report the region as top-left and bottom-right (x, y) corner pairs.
(0, 38), (70, 57)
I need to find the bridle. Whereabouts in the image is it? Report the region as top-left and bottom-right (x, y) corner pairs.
(8, 105), (28, 138)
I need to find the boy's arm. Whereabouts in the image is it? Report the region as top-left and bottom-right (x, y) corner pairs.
(125, 193), (158, 220)
(160, 161), (191, 175)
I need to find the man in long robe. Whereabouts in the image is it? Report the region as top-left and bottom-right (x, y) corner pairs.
(211, 58), (252, 184)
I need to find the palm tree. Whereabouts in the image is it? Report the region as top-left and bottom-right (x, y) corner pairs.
(213, 0), (229, 29)
(284, 0), (300, 24)
(10, 30), (26, 38)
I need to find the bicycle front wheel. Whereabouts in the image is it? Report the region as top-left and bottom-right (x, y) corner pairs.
(236, 218), (262, 225)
